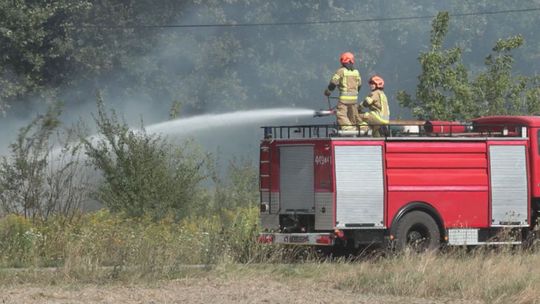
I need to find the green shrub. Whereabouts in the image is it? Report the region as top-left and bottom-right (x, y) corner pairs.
(83, 97), (210, 220)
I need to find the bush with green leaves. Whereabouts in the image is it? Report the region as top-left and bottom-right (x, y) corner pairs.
(82, 97), (210, 220)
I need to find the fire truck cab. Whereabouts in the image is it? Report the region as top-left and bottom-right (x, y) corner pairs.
(258, 116), (540, 251)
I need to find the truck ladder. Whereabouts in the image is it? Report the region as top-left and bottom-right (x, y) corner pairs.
(259, 144), (272, 212)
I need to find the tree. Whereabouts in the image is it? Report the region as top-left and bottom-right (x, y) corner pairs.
(397, 12), (474, 120)
(398, 12), (540, 120)
(473, 35), (533, 116)
(0, 1), (92, 111)
(0, 1), (190, 111)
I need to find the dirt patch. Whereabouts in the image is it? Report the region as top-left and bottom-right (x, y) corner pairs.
(0, 277), (479, 304)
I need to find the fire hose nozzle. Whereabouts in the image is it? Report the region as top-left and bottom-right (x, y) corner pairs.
(314, 109), (336, 117)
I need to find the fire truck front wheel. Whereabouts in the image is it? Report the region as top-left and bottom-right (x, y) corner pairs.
(394, 211), (441, 252)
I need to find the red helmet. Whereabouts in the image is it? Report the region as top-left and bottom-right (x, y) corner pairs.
(340, 52), (355, 64)
(369, 75), (384, 89)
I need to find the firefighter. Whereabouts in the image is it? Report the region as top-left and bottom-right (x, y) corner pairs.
(358, 75), (390, 136)
(324, 52), (362, 131)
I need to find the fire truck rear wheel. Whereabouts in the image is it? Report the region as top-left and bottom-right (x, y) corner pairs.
(394, 211), (441, 252)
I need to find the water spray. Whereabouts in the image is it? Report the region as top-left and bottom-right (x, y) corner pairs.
(145, 108), (316, 136)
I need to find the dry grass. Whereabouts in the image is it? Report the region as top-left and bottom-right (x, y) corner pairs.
(1, 248), (540, 303)
(226, 249), (540, 304)
(336, 251), (539, 303)
(2, 211), (540, 303)
(0, 276), (477, 304)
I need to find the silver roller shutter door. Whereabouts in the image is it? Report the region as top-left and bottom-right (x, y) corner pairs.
(335, 145), (384, 228)
(489, 145), (528, 226)
(279, 146), (314, 213)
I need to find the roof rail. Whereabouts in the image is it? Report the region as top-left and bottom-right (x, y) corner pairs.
(261, 121), (527, 140)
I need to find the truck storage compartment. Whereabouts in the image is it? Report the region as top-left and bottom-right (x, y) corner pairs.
(279, 145), (314, 213)
(334, 144), (385, 228)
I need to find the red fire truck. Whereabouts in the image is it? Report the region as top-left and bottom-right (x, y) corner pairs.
(258, 116), (540, 251)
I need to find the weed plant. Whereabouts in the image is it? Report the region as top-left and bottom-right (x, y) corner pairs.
(0, 207), (265, 272)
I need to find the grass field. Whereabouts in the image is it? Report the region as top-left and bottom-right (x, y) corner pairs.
(1, 250), (539, 303)
(1, 210), (540, 303)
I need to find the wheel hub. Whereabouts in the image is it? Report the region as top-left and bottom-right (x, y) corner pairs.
(407, 227), (430, 250)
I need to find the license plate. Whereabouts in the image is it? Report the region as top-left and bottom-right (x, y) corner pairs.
(287, 235), (309, 243)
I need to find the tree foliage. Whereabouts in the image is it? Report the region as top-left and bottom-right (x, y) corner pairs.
(397, 12), (473, 120)
(398, 12), (540, 120)
(0, 1), (188, 111)
(1, 1), (540, 119)
(473, 35), (529, 116)
(0, 1), (89, 109)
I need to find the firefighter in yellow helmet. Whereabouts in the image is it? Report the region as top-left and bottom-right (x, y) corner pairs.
(358, 75), (390, 136)
(324, 52), (362, 131)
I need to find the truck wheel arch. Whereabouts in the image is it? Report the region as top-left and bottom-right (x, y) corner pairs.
(389, 202), (445, 241)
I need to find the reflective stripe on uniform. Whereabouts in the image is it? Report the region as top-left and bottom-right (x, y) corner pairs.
(339, 95), (358, 101)
(369, 112), (389, 124)
(380, 93), (390, 119)
(342, 69), (359, 93)
(343, 69), (360, 78)
(339, 88), (358, 101)
(364, 96), (373, 105)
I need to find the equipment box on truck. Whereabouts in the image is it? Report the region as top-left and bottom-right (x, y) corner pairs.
(258, 116), (540, 251)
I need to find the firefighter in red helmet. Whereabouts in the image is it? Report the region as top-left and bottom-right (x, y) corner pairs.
(324, 52), (362, 131)
(358, 75), (390, 136)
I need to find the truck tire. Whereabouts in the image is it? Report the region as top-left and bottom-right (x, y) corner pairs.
(394, 211), (441, 252)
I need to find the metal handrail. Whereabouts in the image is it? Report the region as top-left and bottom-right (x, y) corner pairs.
(261, 123), (527, 140)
